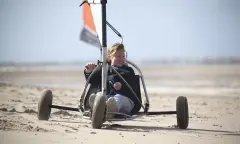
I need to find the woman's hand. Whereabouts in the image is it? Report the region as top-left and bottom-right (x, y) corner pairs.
(113, 82), (121, 90)
(85, 62), (97, 73)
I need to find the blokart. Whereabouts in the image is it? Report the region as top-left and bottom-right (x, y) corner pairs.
(37, 0), (189, 129)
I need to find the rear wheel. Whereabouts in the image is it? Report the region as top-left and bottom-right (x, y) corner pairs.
(37, 90), (53, 120)
(176, 96), (189, 129)
(91, 93), (106, 129)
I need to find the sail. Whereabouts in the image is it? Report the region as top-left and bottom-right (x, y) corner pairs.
(80, 0), (102, 48)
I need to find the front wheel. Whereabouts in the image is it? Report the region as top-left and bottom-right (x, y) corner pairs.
(176, 96), (189, 129)
(91, 93), (107, 129)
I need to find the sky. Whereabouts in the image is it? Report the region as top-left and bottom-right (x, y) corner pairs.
(0, 0), (239, 63)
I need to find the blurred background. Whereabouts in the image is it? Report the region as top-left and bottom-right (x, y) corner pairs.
(0, 0), (239, 65)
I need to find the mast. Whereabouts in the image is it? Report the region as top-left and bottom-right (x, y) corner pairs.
(79, 0), (108, 96)
(101, 0), (107, 96)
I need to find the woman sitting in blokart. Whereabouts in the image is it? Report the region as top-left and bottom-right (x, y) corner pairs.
(84, 43), (139, 118)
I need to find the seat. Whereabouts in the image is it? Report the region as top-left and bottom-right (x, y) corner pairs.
(83, 74), (142, 116)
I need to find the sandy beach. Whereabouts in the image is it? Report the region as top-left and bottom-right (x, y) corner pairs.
(0, 64), (240, 144)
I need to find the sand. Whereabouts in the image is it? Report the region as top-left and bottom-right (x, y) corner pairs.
(0, 64), (240, 144)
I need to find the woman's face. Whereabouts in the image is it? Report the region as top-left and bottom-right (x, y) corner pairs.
(110, 50), (126, 67)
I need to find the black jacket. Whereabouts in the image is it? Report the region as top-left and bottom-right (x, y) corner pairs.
(84, 65), (139, 105)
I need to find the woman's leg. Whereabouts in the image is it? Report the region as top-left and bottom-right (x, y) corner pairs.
(113, 94), (135, 114)
(89, 93), (134, 118)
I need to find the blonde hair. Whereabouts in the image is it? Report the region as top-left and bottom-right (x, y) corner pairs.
(108, 43), (125, 57)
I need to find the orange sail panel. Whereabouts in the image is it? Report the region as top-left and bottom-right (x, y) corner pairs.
(83, 3), (96, 33)
(80, 2), (101, 48)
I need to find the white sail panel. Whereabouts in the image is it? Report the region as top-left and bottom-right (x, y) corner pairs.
(89, 0), (102, 46)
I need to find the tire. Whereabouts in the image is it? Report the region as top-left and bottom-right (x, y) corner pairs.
(91, 93), (106, 129)
(37, 90), (53, 120)
(176, 96), (189, 129)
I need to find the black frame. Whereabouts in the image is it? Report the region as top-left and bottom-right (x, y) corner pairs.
(48, 0), (178, 119)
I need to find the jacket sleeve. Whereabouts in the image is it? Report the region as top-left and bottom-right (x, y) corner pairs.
(84, 65), (102, 86)
(114, 67), (138, 102)
(120, 67), (136, 91)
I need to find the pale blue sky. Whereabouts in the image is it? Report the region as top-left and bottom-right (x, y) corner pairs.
(0, 0), (239, 63)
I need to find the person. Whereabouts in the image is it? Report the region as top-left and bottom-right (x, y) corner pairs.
(84, 43), (138, 118)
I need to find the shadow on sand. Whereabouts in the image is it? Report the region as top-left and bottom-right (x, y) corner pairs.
(48, 118), (240, 136)
(103, 124), (240, 136)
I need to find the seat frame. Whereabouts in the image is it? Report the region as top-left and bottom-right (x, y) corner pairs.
(81, 60), (149, 117)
